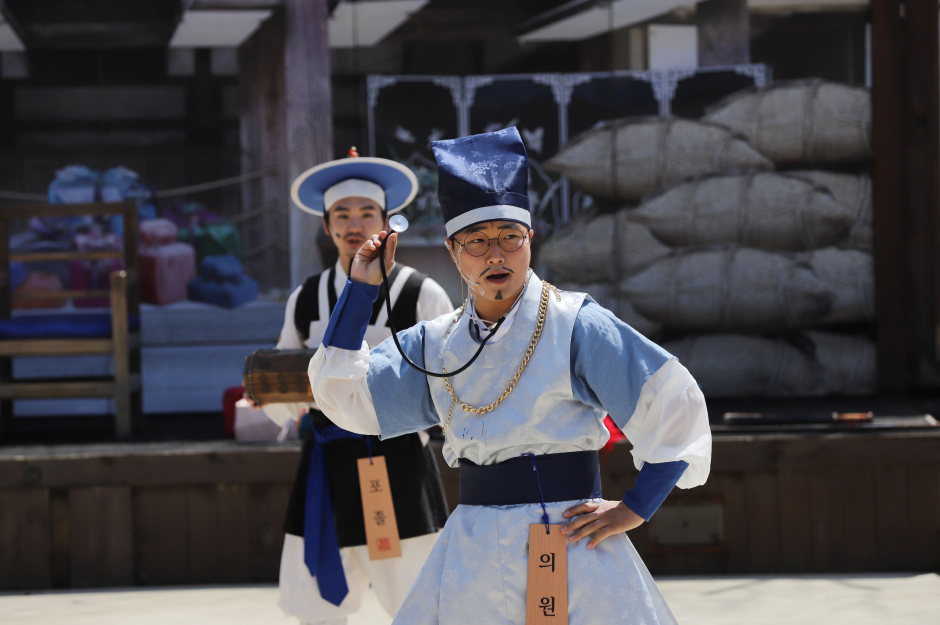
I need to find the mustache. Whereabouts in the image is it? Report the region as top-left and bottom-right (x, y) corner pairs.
(479, 266), (515, 278)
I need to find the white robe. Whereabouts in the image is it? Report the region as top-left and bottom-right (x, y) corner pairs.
(308, 274), (711, 625)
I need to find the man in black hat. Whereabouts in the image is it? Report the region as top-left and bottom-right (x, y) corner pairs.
(307, 129), (711, 625)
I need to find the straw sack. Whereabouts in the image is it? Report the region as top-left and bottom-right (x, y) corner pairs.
(544, 117), (773, 201)
(804, 331), (876, 395)
(621, 249), (833, 331)
(628, 172), (853, 250)
(557, 282), (662, 338)
(704, 80), (871, 165)
(791, 170), (872, 252)
(664, 334), (826, 397)
(540, 213), (671, 283)
(803, 248), (874, 324)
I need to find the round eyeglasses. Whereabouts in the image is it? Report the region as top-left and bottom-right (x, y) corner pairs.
(457, 228), (528, 257)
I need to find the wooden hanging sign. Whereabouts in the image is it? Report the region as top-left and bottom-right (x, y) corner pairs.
(526, 524), (568, 624)
(357, 456), (402, 560)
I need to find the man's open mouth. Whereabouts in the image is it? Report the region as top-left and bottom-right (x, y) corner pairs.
(486, 272), (510, 284)
(345, 237), (364, 246)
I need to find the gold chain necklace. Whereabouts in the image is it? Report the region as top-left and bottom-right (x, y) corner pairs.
(441, 281), (560, 436)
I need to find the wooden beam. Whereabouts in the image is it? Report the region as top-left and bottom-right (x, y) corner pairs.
(871, 0), (907, 389)
(0, 375), (140, 400)
(239, 9), (290, 291)
(0, 217), (11, 439)
(11, 290), (111, 300)
(903, 0), (940, 380)
(696, 0), (750, 66)
(0, 441), (300, 489)
(9, 251), (124, 262)
(871, 0), (940, 390)
(284, 0), (332, 286)
(0, 202), (135, 219)
(111, 271), (131, 440)
(0, 338), (115, 357)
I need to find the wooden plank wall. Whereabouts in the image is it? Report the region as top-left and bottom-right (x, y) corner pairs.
(1, 433), (938, 590)
(598, 434), (940, 575)
(0, 442), (297, 590)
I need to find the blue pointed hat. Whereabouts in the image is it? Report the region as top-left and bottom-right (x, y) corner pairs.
(431, 127), (530, 237)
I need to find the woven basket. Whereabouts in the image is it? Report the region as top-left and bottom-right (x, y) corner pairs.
(704, 80), (871, 165)
(557, 281), (662, 338)
(665, 334), (826, 397)
(544, 117), (773, 201)
(621, 248), (833, 331)
(805, 331), (876, 395)
(802, 248), (874, 325)
(540, 213), (671, 283)
(628, 172), (853, 250)
(790, 170), (872, 253)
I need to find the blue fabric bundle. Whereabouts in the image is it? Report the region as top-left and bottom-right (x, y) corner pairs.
(187, 275), (258, 309)
(48, 165), (99, 204)
(199, 255), (242, 283)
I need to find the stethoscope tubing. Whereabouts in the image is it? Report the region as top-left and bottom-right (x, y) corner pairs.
(378, 236), (504, 378)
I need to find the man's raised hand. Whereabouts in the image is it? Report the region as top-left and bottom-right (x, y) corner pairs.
(350, 231), (397, 286)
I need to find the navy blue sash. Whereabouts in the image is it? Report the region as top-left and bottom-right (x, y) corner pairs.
(304, 423), (365, 606)
(458, 450), (602, 506)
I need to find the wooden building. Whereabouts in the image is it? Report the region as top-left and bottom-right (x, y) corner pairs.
(0, 0), (938, 590)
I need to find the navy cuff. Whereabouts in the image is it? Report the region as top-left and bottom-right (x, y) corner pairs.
(622, 460), (689, 521)
(322, 279), (380, 350)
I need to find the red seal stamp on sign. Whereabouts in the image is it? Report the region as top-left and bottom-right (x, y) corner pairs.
(377, 537), (391, 552)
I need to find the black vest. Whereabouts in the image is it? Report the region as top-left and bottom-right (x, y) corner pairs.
(293, 263), (427, 341)
(283, 262), (450, 546)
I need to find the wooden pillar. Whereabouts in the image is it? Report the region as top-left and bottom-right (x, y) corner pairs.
(284, 0), (332, 286)
(240, 10), (291, 290)
(696, 0), (750, 66)
(871, 0), (940, 390)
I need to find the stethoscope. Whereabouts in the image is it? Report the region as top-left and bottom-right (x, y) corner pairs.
(378, 214), (506, 378)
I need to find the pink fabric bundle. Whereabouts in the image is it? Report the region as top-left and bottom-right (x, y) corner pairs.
(139, 220), (196, 305)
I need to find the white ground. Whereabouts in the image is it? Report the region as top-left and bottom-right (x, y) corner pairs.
(0, 574), (937, 625)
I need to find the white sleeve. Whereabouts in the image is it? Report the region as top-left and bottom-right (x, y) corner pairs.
(261, 285), (310, 425)
(415, 278), (454, 322)
(276, 286), (306, 350)
(622, 358), (712, 489)
(307, 341), (382, 436)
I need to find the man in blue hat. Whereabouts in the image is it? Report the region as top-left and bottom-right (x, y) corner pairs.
(306, 128), (711, 625)
(259, 150), (454, 625)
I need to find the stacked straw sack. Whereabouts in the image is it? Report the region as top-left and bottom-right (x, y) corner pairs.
(542, 79), (876, 398)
